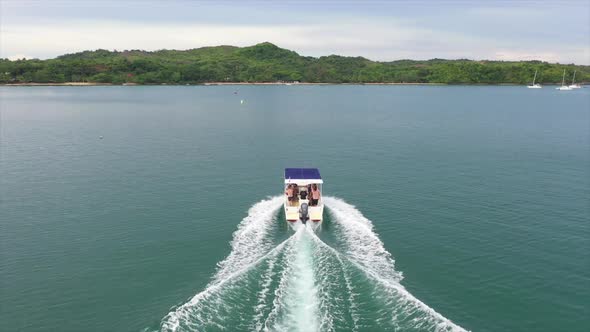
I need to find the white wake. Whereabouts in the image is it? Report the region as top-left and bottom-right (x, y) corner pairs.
(158, 196), (468, 332)
(324, 196), (467, 332)
(161, 196), (284, 331)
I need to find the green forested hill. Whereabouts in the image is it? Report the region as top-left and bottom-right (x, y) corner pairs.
(1, 42), (588, 84)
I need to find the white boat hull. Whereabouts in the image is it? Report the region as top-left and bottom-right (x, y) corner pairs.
(284, 200), (323, 231)
(557, 69), (572, 90)
(285, 218), (323, 231)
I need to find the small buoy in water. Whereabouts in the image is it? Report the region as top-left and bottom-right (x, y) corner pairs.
(240, 99), (244, 104)
(99, 136), (104, 139)
(234, 91), (238, 94)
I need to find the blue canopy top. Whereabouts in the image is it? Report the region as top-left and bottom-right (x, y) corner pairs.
(285, 168), (322, 180)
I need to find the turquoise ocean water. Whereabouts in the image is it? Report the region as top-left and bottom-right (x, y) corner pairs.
(1, 86), (588, 331)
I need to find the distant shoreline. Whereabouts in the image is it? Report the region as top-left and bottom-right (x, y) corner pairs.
(1, 82), (575, 87)
(3, 43), (588, 86)
(0, 82), (444, 86)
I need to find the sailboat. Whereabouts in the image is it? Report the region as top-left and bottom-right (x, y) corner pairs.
(556, 69), (572, 90)
(569, 70), (581, 89)
(527, 70), (542, 88)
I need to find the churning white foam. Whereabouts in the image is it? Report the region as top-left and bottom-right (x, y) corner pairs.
(323, 196), (403, 283)
(159, 196), (468, 332)
(324, 196), (467, 332)
(251, 247), (280, 331)
(214, 196), (284, 282)
(161, 196), (284, 331)
(264, 226), (321, 332)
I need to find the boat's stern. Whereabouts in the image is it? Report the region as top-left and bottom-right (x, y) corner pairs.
(309, 205), (323, 223)
(285, 205), (299, 223)
(283, 168), (324, 229)
(284, 201), (323, 230)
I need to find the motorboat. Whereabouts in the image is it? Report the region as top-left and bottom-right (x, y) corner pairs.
(284, 168), (324, 229)
(527, 70), (542, 88)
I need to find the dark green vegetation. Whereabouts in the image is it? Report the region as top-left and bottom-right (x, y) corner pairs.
(1, 42), (588, 84)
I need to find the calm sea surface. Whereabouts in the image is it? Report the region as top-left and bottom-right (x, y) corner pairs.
(1, 86), (589, 332)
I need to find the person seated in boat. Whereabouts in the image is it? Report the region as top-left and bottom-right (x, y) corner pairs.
(300, 188), (308, 200)
(310, 183), (320, 206)
(294, 184), (302, 204)
(285, 184), (294, 206)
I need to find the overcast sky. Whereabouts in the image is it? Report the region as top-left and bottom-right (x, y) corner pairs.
(1, 0), (589, 64)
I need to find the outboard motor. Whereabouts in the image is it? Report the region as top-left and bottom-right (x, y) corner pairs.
(299, 203), (310, 224)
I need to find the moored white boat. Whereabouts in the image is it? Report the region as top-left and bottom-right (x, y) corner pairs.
(556, 69), (572, 90)
(569, 70), (581, 89)
(527, 70), (542, 88)
(284, 168), (324, 230)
